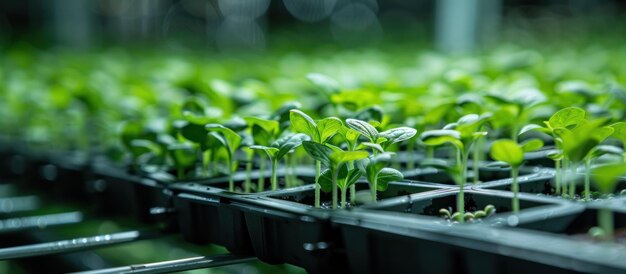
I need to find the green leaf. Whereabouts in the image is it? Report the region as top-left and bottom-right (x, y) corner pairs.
(490, 139), (524, 167)
(318, 168), (334, 193)
(168, 143), (198, 169)
(129, 139), (162, 159)
(272, 133), (309, 160)
(589, 145), (624, 159)
(455, 113), (492, 140)
(302, 141), (333, 167)
(317, 117), (343, 143)
(344, 168), (363, 189)
(520, 138), (544, 152)
(376, 168), (403, 191)
(546, 149), (564, 161)
(419, 129), (463, 149)
(289, 109), (319, 142)
(181, 97), (220, 124)
(330, 150), (369, 167)
(547, 107), (585, 129)
(610, 122), (626, 146)
(519, 124), (550, 136)
(360, 153), (393, 185)
(592, 163), (626, 194)
(120, 121), (155, 150)
(244, 116), (279, 137)
(379, 127), (417, 146)
(346, 118), (379, 142)
(249, 145), (279, 159)
(206, 124), (242, 156)
(271, 102), (302, 126)
(559, 118), (610, 163)
(360, 142), (384, 154)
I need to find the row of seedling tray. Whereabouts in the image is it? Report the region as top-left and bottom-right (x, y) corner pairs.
(2, 145), (626, 274)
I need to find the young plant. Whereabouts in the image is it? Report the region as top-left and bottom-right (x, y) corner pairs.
(357, 151), (404, 203)
(419, 113), (491, 221)
(250, 133), (309, 191)
(205, 124), (242, 192)
(289, 109), (343, 208)
(303, 141), (368, 209)
(167, 141), (198, 179)
(244, 116), (280, 192)
(485, 89), (546, 142)
(490, 138), (543, 213)
(590, 163), (626, 241)
(520, 107), (586, 196)
(557, 118), (615, 200)
(345, 119), (415, 202)
(439, 204), (496, 223)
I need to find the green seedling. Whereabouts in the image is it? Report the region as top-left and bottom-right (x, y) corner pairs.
(205, 124), (242, 192)
(420, 113), (491, 221)
(439, 204), (496, 223)
(357, 152), (404, 203)
(290, 109), (343, 207)
(485, 89), (546, 142)
(520, 107), (587, 196)
(167, 142), (198, 179)
(490, 138), (543, 212)
(250, 133), (309, 191)
(244, 116), (280, 192)
(590, 163), (626, 241)
(303, 141), (368, 209)
(556, 118), (615, 200)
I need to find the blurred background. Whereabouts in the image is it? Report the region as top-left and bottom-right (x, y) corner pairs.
(1, 1), (626, 274)
(0, 0), (624, 53)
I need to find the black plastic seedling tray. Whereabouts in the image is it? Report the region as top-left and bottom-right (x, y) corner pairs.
(332, 208), (626, 274)
(236, 181), (451, 274)
(401, 165), (539, 187)
(475, 168), (626, 199)
(508, 196), (626, 237)
(89, 163), (171, 223)
(169, 168), (317, 255)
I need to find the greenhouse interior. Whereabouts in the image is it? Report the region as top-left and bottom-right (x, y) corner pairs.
(1, 0), (626, 273)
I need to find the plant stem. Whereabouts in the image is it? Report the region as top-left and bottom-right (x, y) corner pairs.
(512, 166), (520, 213)
(407, 139), (415, 171)
(457, 148), (469, 223)
(473, 141), (480, 184)
(371, 172), (379, 203)
(228, 164), (234, 192)
(332, 168), (338, 209)
(245, 160), (252, 193)
(348, 160), (356, 204)
(290, 152), (297, 186)
(562, 158), (569, 197)
(569, 162), (576, 199)
(585, 158), (591, 201)
(271, 158), (278, 191)
(202, 150), (211, 176)
(426, 146), (434, 160)
(258, 156), (265, 192)
(599, 208), (614, 242)
(315, 160), (321, 208)
(284, 155), (290, 188)
(341, 188), (347, 208)
(555, 159), (561, 195)
(177, 167), (184, 179)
